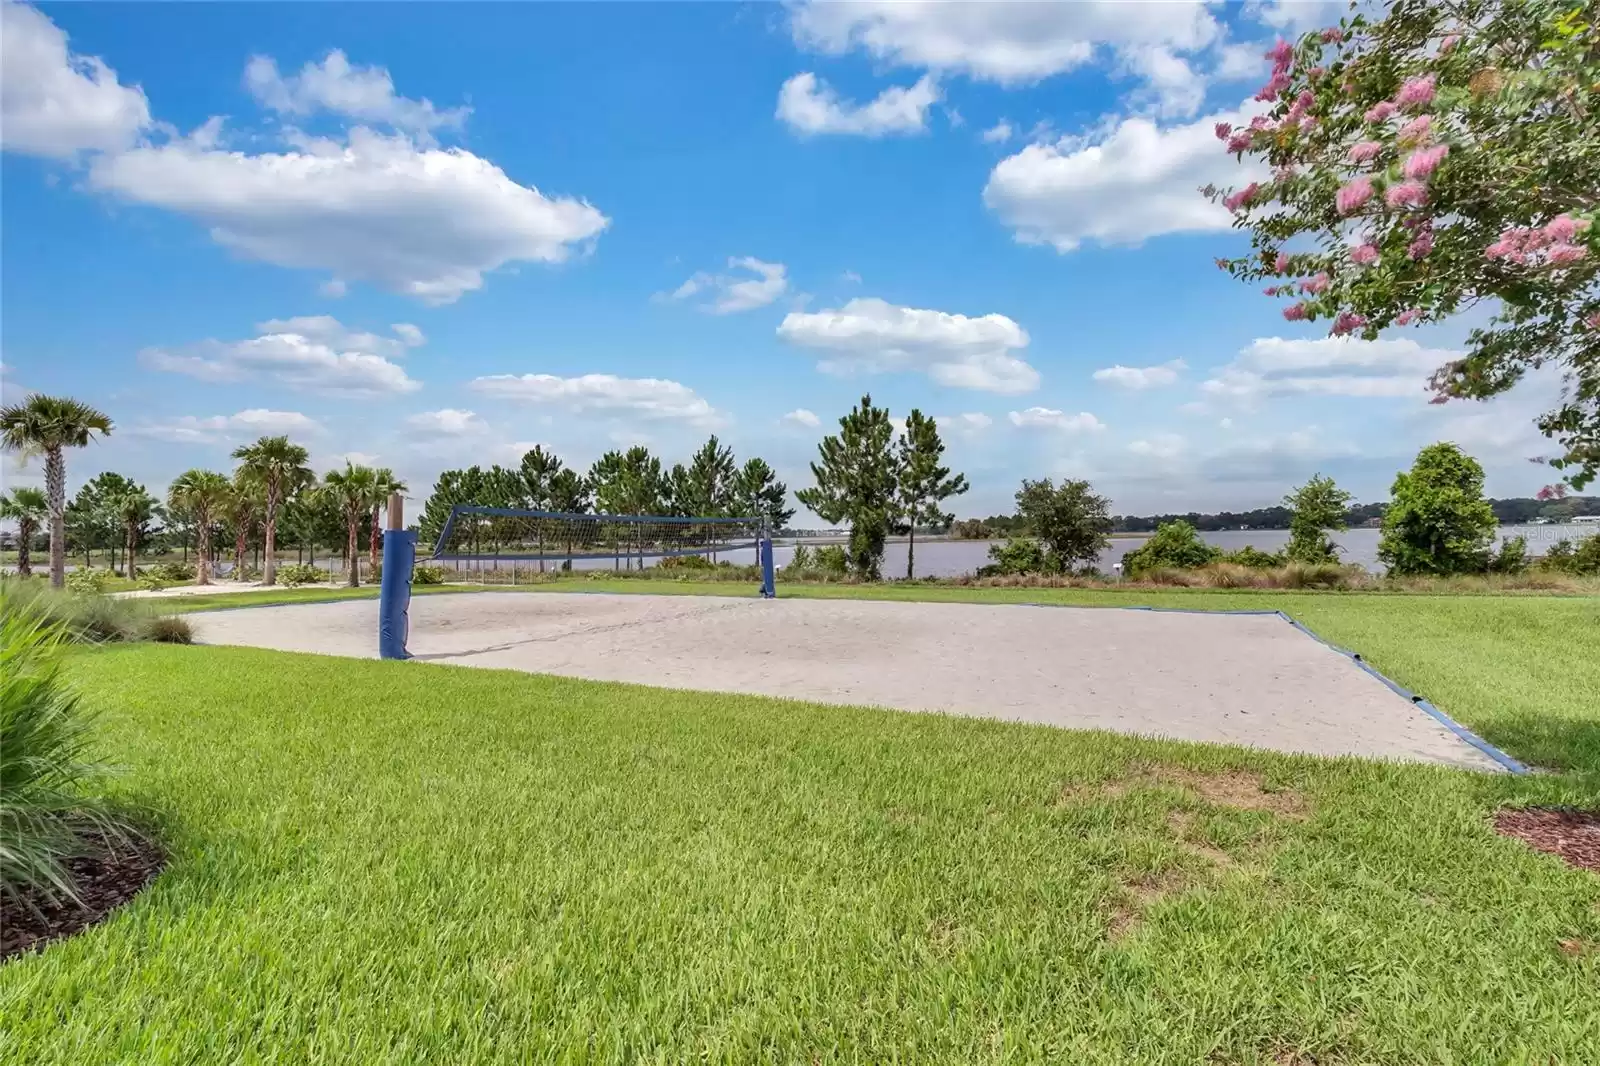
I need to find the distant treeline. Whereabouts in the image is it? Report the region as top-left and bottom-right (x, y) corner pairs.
(949, 495), (1600, 539)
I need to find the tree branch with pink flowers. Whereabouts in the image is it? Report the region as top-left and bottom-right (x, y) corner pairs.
(1205, 0), (1600, 486)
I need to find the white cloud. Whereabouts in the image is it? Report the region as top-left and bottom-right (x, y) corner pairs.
(405, 409), (487, 437)
(789, 1), (1219, 85)
(983, 104), (1266, 252)
(141, 317), (422, 396)
(777, 72), (940, 137)
(390, 323), (425, 347)
(942, 412), (994, 437)
(777, 297), (1040, 394)
(1212, 42), (1267, 82)
(1245, 0), (1350, 33)
(1008, 407), (1105, 432)
(1121, 46), (1207, 118)
(468, 373), (722, 426)
(131, 409), (323, 445)
(981, 120), (1014, 144)
(1128, 432), (1186, 460)
(1201, 336), (1455, 404)
(1093, 359), (1186, 389)
(89, 125), (609, 304)
(0, 1), (152, 159)
(244, 50), (469, 137)
(662, 257), (789, 314)
(840, 270), (863, 284)
(782, 408), (822, 428)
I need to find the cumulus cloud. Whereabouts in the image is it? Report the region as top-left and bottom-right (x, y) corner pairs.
(662, 257), (790, 314)
(777, 297), (1040, 394)
(130, 409), (323, 444)
(468, 373), (722, 426)
(405, 409), (487, 437)
(981, 120), (1014, 144)
(140, 317), (423, 396)
(1008, 407), (1105, 432)
(1120, 46), (1208, 118)
(1093, 359), (1186, 389)
(244, 50), (469, 137)
(788, 0), (1218, 85)
(1201, 336), (1454, 404)
(941, 412), (994, 437)
(782, 408), (822, 428)
(0, 1), (152, 159)
(89, 124), (609, 304)
(777, 72), (939, 137)
(983, 104), (1267, 252)
(1128, 432), (1186, 460)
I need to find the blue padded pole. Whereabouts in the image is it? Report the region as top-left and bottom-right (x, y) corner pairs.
(379, 527), (417, 660)
(759, 533), (776, 598)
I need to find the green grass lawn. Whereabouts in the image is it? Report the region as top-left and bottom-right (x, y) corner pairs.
(1, 644), (1597, 1065)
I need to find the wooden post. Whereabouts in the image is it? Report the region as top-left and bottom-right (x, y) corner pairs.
(387, 492), (404, 532)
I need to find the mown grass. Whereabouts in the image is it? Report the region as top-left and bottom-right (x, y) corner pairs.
(1, 645), (1597, 1064)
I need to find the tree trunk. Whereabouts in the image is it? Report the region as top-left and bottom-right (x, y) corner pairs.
(17, 519), (34, 577)
(906, 524), (916, 581)
(127, 526), (137, 578)
(196, 515), (212, 585)
(369, 506), (381, 576)
(234, 524), (248, 578)
(346, 519), (360, 588)
(263, 489), (279, 586)
(45, 447), (66, 589)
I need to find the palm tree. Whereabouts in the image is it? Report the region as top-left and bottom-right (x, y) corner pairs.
(1, 487), (49, 577)
(111, 488), (158, 577)
(230, 436), (313, 586)
(229, 471), (262, 580)
(368, 468), (408, 576)
(0, 395), (114, 588)
(167, 470), (233, 585)
(323, 463), (379, 587)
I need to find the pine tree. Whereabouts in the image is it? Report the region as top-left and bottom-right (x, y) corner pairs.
(894, 410), (968, 579)
(796, 394), (897, 579)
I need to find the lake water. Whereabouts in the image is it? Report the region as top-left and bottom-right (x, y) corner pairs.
(439, 523), (1594, 580)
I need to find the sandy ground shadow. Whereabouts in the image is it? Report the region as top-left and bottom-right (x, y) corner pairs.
(189, 591), (1505, 771)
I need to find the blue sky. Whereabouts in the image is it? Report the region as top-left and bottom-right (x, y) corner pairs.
(0, 0), (1560, 518)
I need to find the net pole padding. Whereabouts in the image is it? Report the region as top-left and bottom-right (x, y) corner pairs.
(378, 492), (415, 660)
(759, 524), (776, 599)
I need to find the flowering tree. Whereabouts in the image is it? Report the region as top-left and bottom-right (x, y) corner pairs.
(1207, 0), (1599, 486)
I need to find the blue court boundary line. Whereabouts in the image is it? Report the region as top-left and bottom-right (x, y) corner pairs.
(1017, 601), (1532, 775)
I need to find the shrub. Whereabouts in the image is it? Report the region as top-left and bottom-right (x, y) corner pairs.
(230, 565), (262, 583)
(978, 537), (1048, 577)
(135, 572), (170, 593)
(276, 564), (329, 588)
(1219, 545), (1286, 569)
(0, 608), (131, 908)
(1488, 535), (1530, 575)
(143, 616), (193, 644)
(784, 544), (814, 573)
(657, 553), (715, 570)
(1120, 521), (1222, 577)
(812, 545), (849, 576)
(64, 568), (111, 595)
(146, 562), (196, 583)
(1378, 443), (1496, 575)
(412, 564), (448, 585)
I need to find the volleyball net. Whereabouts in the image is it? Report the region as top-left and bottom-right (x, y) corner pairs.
(430, 505), (776, 595)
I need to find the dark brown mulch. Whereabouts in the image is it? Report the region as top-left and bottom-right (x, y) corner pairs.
(1, 834), (166, 962)
(1494, 807), (1600, 873)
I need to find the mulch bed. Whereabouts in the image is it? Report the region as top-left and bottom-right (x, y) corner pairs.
(1494, 807), (1600, 873)
(1, 834), (166, 962)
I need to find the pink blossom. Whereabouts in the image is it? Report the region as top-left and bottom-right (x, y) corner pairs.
(1275, 252), (1291, 273)
(1336, 176), (1374, 214)
(1396, 75), (1436, 110)
(1396, 309), (1420, 326)
(1283, 303), (1310, 321)
(1226, 131), (1253, 153)
(1407, 231), (1434, 260)
(1299, 115), (1319, 132)
(1544, 215), (1578, 242)
(1351, 243), (1380, 265)
(1330, 311), (1368, 335)
(1347, 140), (1383, 163)
(1255, 71), (1292, 101)
(1439, 34), (1461, 52)
(1274, 165), (1299, 182)
(1249, 115), (1272, 131)
(1223, 182), (1261, 212)
(1484, 239), (1514, 260)
(1403, 144), (1449, 179)
(1321, 27), (1345, 43)
(1266, 39), (1294, 67)
(1364, 100), (1397, 122)
(1385, 180), (1428, 208)
(1214, 122), (1232, 141)
(1309, 66), (1327, 80)
(1300, 273), (1331, 294)
(1397, 114), (1432, 145)
(1263, 286), (1281, 296)
(1585, 312), (1600, 329)
(1547, 243), (1589, 266)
